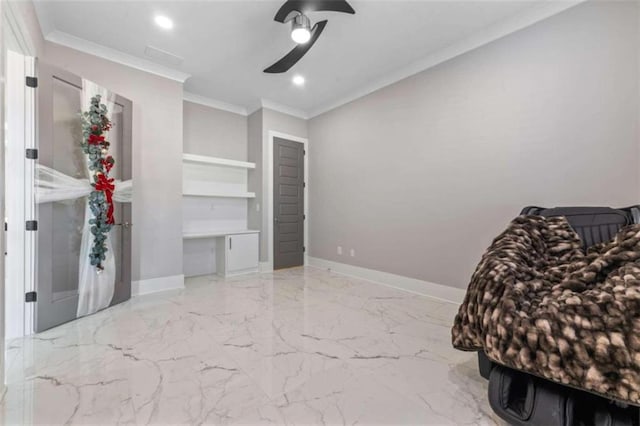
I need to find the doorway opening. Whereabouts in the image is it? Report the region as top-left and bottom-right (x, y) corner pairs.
(33, 63), (133, 333)
(4, 55), (134, 339)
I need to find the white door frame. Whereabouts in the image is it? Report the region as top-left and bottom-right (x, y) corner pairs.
(266, 131), (308, 270)
(5, 51), (36, 340)
(3, 1), (37, 340)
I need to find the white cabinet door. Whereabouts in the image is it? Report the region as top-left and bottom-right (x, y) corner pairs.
(226, 233), (259, 274)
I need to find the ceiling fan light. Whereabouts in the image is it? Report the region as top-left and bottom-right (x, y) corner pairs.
(291, 28), (311, 44)
(291, 14), (311, 44)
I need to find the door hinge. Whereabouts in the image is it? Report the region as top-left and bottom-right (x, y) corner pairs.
(303, 246), (306, 253)
(303, 150), (306, 155)
(26, 148), (38, 160)
(26, 220), (38, 231)
(303, 182), (306, 188)
(25, 291), (37, 303)
(26, 76), (38, 88)
(303, 214), (306, 220)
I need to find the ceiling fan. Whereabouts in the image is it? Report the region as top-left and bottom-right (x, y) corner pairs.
(264, 0), (356, 74)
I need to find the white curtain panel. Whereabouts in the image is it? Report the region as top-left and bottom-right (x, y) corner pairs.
(35, 79), (132, 318)
(36, 165), (132, 204)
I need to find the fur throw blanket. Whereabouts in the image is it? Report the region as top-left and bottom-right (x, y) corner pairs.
(451, 215), (640, 405)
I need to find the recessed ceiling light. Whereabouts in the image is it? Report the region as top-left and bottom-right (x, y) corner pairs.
(293, 75), (305, 86)
(154, 15), (174, 30)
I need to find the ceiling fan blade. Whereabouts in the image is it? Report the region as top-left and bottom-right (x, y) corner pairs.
(264, 20), (327, 74)
(274, 0), (355, 23)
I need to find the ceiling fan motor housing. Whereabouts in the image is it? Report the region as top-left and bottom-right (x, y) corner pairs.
(292, 13), (311, 30)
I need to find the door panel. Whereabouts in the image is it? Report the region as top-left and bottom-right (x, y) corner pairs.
(35, 63), (132, 332)
(36, 64), (82, 331)
(227, 234), (259, 272)
(273, 138), (304, 270)
(108, 100), (133, 306)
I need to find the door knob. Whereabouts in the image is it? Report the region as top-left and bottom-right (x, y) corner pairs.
(274, 218), (279, 224)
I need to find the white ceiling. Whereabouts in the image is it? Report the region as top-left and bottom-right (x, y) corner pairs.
(33, 1), (573, 116)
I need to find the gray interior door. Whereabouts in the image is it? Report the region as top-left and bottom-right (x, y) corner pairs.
(35, 62), (132, 332)
(273, 137), (304, 270)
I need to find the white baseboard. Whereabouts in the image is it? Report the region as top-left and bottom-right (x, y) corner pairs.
(306, 257), (465, 304)
(259, 262), (273, 273)
(132, 274), (185, 296)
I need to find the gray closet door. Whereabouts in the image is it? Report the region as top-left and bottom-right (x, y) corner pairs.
(273, 137), (304, 270)
(35, 63), (132, 332)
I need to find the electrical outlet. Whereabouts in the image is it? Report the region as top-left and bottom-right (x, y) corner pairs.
(337, 246), (343, 255)
(350, 249), (355, 257)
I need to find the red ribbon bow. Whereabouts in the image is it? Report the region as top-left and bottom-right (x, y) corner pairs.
(101, 156), (114, 173)
(88, 134), (105, 145)
(94, 173), (115, 225)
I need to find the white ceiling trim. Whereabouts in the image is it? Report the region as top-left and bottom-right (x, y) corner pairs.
(260, 98), (309, 120)
(307, 0), (585, 118)
(3, 1), (38, 56)
(45, 30), (191, 83)
(183, 91), (248, 116)
(182, 93), (308, 119)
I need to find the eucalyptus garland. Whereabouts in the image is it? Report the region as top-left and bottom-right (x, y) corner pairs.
(81, 95), (115, 271)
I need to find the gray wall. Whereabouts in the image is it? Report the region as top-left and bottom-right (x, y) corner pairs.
(247, 108), (263, 246)
(308, 1), (640, 289)
(262, 108), (308, 142)
(183, 101), (247, 160)
(0, 0), (6, 391)
(247, 108), (308, 262)
(43, 42), (185, 283)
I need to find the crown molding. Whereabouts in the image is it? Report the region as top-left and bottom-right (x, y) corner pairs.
(260, 98), (309, 120)
(3, 1), (38, 56)
(308, 0), (585, 118)
(183, 91), (248, 116)
(182, 94), (309, 120)
(45, 30), (191, 83)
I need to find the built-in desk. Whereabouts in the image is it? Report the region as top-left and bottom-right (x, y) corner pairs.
(183, 230), (259, 277)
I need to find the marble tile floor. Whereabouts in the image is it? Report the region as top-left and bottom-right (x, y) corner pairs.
(0, 266), (501, 425)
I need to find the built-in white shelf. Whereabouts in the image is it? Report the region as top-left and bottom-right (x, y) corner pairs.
(183, 229), (260, 239)
(182, 153), (255, 198)
(182, 152), (259, 278)
(183, 153), (255, 169)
